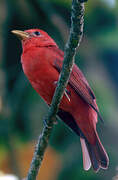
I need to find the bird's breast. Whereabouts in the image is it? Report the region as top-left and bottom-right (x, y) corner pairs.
(21, 51), (60, 104)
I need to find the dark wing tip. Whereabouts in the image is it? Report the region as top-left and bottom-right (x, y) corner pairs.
(90, 104), (104, 124)
(97, 112), (104, 124)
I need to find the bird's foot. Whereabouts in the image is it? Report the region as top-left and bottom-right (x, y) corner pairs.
(54, 81), (71, 102)
(43, 119), (52, 129)
(43, 117), (57, 128)
(64, 89), (71, 102)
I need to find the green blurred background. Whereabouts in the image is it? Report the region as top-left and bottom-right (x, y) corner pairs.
(0, 0), (118, 179)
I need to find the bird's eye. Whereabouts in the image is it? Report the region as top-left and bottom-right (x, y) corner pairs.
(33, 31), (41, 36)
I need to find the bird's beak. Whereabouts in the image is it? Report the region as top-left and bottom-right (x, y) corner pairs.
(11, 30), (30, 40)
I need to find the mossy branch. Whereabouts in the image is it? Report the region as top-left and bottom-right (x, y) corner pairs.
(26, 0), (87, 180)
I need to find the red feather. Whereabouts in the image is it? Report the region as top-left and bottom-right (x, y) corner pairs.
(14, 29), (109, 172)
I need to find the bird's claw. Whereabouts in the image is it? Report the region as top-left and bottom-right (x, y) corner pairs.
(43, 118), (57, 128)
(43, 119), (52, 128)
(54, 81), (71, 102)
(54, 81), (58, 85)
(64, 89), (71, 102)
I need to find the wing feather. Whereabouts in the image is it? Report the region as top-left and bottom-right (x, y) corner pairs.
(52, 49), (103, 122)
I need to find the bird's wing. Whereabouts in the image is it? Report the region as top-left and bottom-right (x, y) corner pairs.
(69, 64), (97, 111)
(53, 56), (103, 122)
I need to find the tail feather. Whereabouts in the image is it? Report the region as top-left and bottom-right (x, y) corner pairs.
(80, 138), (91, 171)
(93, 133), (109, 169)
(80, 134), (109, 172)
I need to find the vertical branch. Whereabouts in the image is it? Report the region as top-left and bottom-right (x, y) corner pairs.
(26, 0), (87, 180)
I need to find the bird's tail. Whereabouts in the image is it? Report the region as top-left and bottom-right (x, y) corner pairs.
(80, 133), (109, 172)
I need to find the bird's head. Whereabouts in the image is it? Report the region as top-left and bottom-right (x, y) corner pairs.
(11, 29), (58, 51)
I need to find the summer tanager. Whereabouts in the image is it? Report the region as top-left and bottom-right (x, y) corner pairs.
(12, 29), (109, 172)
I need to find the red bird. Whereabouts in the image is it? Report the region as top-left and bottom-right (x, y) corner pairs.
(12, 29), (109, 172)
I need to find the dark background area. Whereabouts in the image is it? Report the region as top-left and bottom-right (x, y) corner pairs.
(0, 0), (118, 179)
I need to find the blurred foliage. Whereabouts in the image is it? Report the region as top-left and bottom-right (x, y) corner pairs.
(0, 0), (118, 179)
